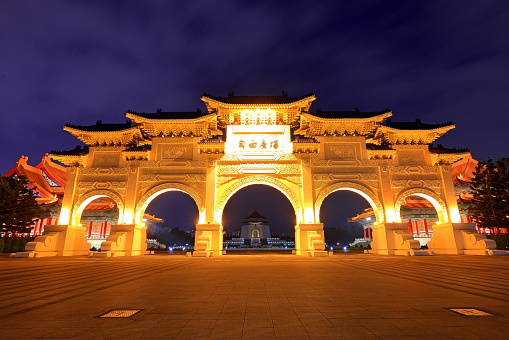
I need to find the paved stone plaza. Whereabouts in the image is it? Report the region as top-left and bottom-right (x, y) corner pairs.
(0, 253), (508, 339)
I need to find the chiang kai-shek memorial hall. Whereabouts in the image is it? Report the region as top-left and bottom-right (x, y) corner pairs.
(17, 93), (503, 257)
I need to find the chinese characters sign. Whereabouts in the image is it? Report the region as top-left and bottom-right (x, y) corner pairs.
(238, 138), (279, 150)
(224, 125), (292, 160)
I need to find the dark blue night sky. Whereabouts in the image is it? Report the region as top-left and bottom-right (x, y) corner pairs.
(1, 1), (508, 229)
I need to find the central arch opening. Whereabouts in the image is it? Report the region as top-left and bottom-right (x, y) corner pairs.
(222, 184), (295, 253)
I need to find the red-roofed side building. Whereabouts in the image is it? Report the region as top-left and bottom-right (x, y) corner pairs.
(4, 155), (162, 247)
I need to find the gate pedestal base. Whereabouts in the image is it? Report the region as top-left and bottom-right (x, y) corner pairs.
(295, 223), (327, 256)
(371, 223), (426, 256)
(428, 223), (507, 255)
(15, 225), (90, 258)
(95, 224), (147, 258)
(193, 224), (223, 257)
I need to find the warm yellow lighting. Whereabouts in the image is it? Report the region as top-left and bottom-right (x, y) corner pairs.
(59, 208), (70, 225)
(240, 108), (277, 125)
(449, 207), (462, 223)
(198, 211), (206, 224)
(304, 208), (315, 224)
(123, 211), (133, 224)
(385, 210), (396, 223)
(241, 168), (277, 174)
(224, 123), (292, 156)
(240, 154), (278, 161)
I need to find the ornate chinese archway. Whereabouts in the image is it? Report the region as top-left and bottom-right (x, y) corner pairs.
(16, 93), (503, 257)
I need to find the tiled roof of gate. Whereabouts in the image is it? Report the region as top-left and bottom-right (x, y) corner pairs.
(310, 109), (391, 119)
(64, 121), (133, 132)
(383, 119), (454, 130)
(203, 92), (315, 104)
(49, 146), (90, 156)
(429, 144), (470, 154)
(127, 110), (210, 119)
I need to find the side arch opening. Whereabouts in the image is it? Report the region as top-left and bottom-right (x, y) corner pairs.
(135, 183), (205, 226)
(315, 182), (384, 250)
(143, 191), (199, 251)
(395, 188), (449, 224)
(315, 182), (384, 224)
(71, 190), (124, 226)
(70, 190), (124, 250)
(395, 188), (450, 248)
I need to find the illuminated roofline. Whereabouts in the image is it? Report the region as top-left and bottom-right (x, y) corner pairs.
(125, 111), (218, 123)
(378, 124), (455, 133)
(63, 125), (142, 135)
(301, 111), (392, 123)
(200, 95), (316, 109)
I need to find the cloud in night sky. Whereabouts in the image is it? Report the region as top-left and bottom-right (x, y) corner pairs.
(1, 1), (508, 230)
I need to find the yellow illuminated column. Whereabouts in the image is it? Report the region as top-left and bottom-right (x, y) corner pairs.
(58, 166), (80, 226)
(194, 160), (222, 257)
(301, 161), (316, 224)
(122, 211), (134, 225)
(378, 161), (397, 223)
(385, 209), (397, 224)
(122, 166), (140, 225)
(294, 158), (327, 256)
(438, 165), (462, 223)
(371, 162), (405, 255)
(205, 161), (218, 224)
(58, 207), (71, 226)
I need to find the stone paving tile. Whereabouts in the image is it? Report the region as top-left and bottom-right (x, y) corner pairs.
(273, 325), (309, 338)
(300, 317), (334, 327)
(0, 327), (55, 338)
(327, 318), (363, 327)
(271, 318), (303, 327)
(364, 325), (409, 337)
(185, 318), (216, 328)
(218, 312), (246, 319)
(245, 311), (272, 319)
(356, 318), (393, 327)
(144, 319), (189, 328)
(334, 326), (378, 338)
(175, 326), (213, 339)
(269, 308), (298, 318)
(192, 312), (221, 319)
(42, 327), (89, 338)
(93, 319), (137, 328)
(322, 311), (351, 319)
(244, 319), (273, 328)
(316, 306), (343, 313)
(209, 326), (244, 338)
(73, 326), (132, 339)
(304, 326), (343, 337)
(162, 313), (195, 320)
(433, 326), (490, 339)
(345, 310), (380, 319)
(242, 326), (276, 338)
